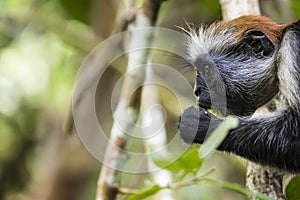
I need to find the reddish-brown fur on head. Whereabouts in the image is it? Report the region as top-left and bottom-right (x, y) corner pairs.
(223, 15), (289, 45)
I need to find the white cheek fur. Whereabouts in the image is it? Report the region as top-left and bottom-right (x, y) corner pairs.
(278, 32), (300, 110)
(187, 24), (237, 63)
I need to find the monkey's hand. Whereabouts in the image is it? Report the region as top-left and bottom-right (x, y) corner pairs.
(178, 106), (221, 144)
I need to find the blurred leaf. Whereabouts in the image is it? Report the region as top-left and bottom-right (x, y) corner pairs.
(152, 147), (202, 180)
(126, 185), (162, 200)
(58, 0), (91, 24)
(290, 0), (300, 18)
(0, 103), (37, 198)
(204, 178), (273, 200)
(135, 0), (144, 8)
(286, 176), (300, 200)
(200, 116), (238, 158)
(0, 121), (18, 161)
(202, 0), (221, 12)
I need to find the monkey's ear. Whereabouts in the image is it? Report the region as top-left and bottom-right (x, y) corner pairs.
(244, 29), (275, 58)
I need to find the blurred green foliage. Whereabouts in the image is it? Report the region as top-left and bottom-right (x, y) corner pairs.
(0, 0), (82, 198)
(290, 0), (300, 18)
(58, 0), (91, 23)
(0, 105), (37, 198)
(0, 0), (300, 200)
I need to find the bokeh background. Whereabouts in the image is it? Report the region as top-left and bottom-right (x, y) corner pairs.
(1, 0), (299, 199)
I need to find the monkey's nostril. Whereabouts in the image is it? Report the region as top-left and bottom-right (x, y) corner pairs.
(194, 87), (201, 97)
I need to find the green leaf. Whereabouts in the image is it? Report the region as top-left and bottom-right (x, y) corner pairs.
(179, 147), (202, 174)
(151, 147), (202, 179)
(126, 185), (162, 200)
(286, 176), (300, 200)
(200, 116), (238, 158)
(135, 0), (144, 8)
(291, 1), (300, 19)
(59, 0), (91, 24)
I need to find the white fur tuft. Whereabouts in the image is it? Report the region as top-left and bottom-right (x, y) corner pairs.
(188, 24), (237, 63)
(278, 32), (300, 109)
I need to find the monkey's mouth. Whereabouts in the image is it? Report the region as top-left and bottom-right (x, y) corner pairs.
(196, 96), (228, 116)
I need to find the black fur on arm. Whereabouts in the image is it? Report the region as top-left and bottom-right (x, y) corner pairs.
(223, 111), (300, 173)
(179, 108), (300, 173)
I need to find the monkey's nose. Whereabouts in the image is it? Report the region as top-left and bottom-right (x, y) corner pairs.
(193, 87), (201, 97)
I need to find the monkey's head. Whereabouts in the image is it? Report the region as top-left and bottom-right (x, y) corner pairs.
(187, 15), (288, 116)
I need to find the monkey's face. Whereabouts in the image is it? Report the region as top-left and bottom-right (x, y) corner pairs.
(188, 16), (284, 116)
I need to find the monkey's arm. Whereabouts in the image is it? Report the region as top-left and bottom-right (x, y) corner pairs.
(179, 107), (300, 173)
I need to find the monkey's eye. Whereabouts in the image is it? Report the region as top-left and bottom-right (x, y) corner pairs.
(244, 29), (275, 58)
(249, 40), (263, 52)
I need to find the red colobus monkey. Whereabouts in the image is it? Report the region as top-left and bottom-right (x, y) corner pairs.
(179, 15), (300, 173)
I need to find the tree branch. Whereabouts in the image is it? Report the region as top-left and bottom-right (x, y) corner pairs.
(95, 1), (166, 200)
(220, 0), (260, 20)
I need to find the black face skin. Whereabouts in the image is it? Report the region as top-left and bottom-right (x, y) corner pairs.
(194, 71), (279, 116)
(194, 29), (278, 116)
